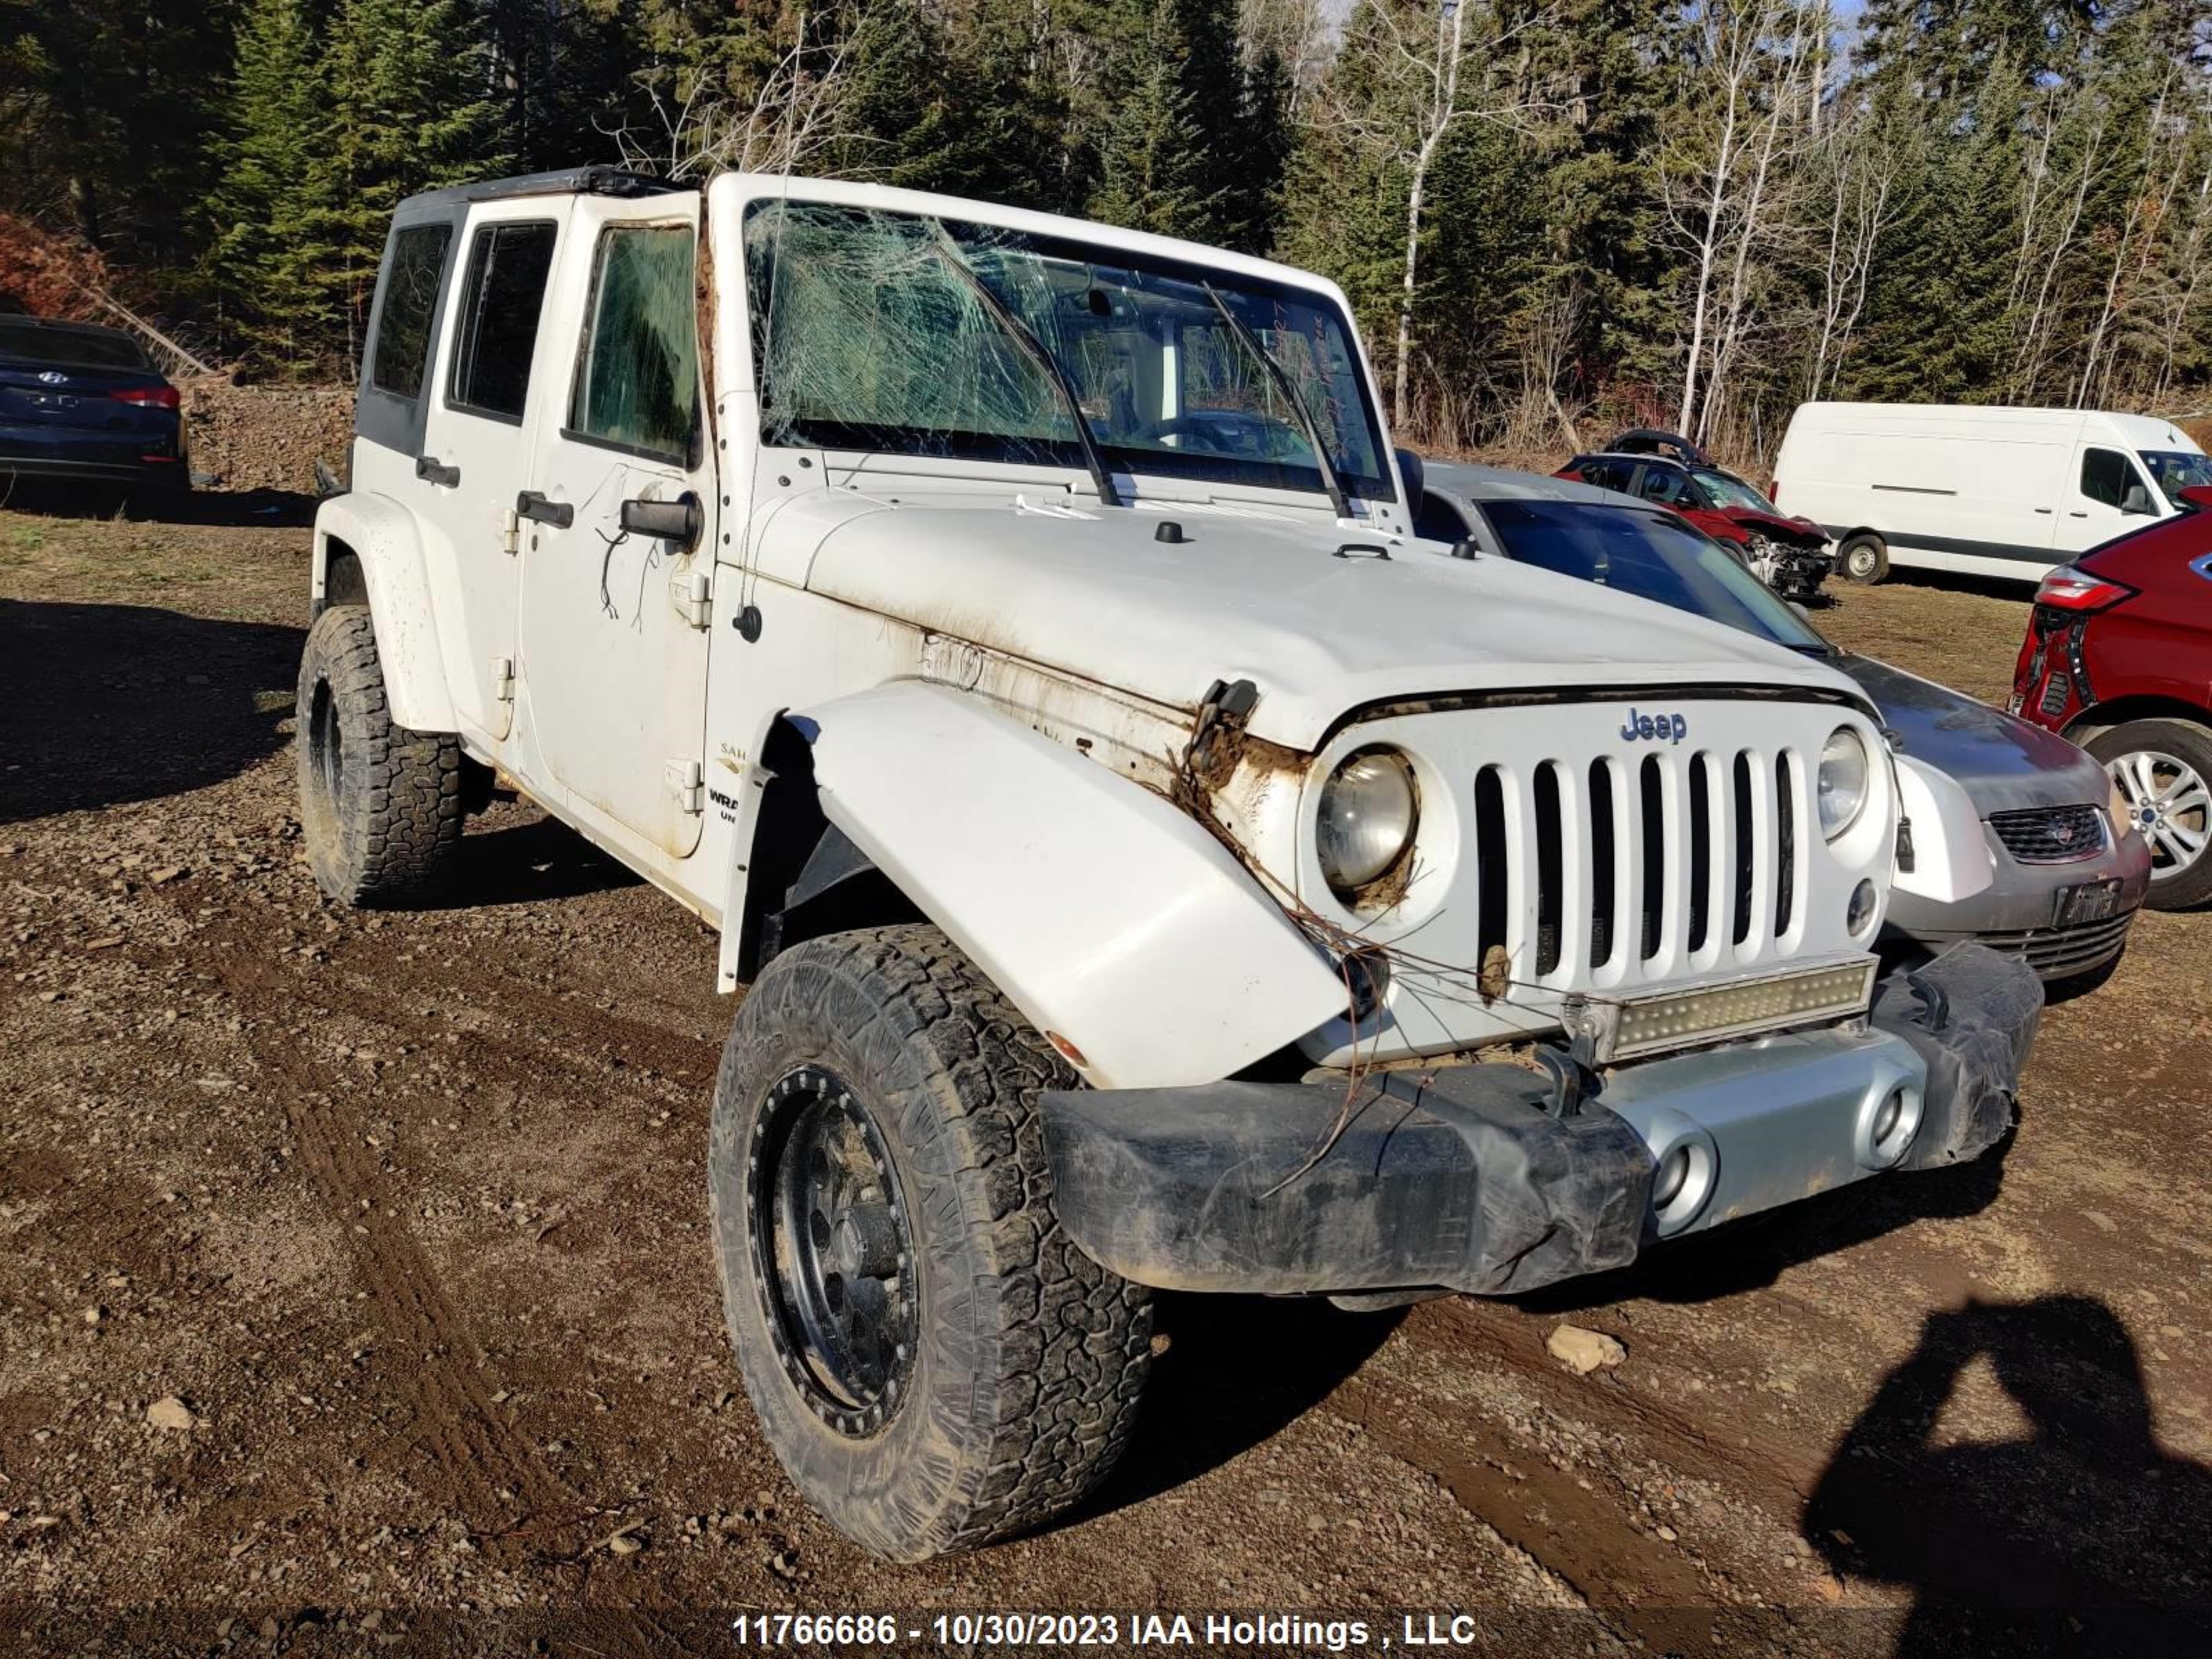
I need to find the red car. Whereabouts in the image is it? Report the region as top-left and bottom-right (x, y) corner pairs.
(1554, 445), (1833, 601)
(2012, 488), (2212, 908)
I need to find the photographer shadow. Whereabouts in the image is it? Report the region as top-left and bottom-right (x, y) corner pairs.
(1806, 1295), (2212, 1656)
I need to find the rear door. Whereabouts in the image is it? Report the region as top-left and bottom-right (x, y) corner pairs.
(411, 203), (570, 743)
(514, 193), (715, 861)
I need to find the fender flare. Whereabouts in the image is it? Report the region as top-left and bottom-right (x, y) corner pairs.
(769, 679), (1348, 1091)
(1893, 753), (1996, 906)
(312, 491), (456, 733)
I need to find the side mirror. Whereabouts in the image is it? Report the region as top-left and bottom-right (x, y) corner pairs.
(620, 490), (704, 549)
(1395, 447), (1425, 507)
(2120, 482), (2157, 516)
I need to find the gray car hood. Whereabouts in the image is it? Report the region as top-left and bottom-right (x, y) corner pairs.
(1840, 655), (2106, 814)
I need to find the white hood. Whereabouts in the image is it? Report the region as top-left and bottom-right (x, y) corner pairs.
(758, 491), (1862, 749)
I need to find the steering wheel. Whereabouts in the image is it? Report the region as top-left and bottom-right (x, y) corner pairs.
(1147, 411), (1308, 460)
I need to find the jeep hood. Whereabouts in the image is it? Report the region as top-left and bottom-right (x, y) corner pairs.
(760, 493), (1863, 749)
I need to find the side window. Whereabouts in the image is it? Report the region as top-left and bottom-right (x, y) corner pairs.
(2081, 447), (2131, 507)
(1580, 459), (1629, 493)
(447, 221), (559, 422)
(568, 223), (698, 462)
(1414, 491), (1471, 543)
(1638, 467), (1686, 505)
(370, 223), (453, 400)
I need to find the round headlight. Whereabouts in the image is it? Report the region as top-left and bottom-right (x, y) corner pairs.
(1317, 747), (1418, 896)
(1818, 726), (1870, 840)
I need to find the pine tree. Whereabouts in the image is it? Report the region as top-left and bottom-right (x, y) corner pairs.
(206, 0), (343, 372)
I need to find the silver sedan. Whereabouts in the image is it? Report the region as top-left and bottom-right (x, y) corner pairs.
(1415, 459), (2150, 986)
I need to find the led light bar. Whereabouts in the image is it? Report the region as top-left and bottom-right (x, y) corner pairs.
(1595, 959), (1878, 1063)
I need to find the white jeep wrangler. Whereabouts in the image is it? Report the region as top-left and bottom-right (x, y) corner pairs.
(300, 166), (2039, 1561)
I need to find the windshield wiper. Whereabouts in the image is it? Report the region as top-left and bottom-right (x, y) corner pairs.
(1202, 283), (1353, 521)
(926, 225), (1120, 508)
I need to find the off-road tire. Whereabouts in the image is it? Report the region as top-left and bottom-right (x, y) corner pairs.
(295, 603), (463, 907)
(709, 924), (1152, 1561)
(1837, 532), (1888, 584)
(2086, 718), (2212, 911)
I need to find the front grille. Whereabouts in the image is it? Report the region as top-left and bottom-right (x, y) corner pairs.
(1478, 742), (1810, 985)
(1989, 804), (2106, 863)
(1974, 911), (2133, 979)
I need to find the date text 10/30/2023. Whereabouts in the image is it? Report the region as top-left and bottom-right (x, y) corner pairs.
(729, 1613), (1513, 1650)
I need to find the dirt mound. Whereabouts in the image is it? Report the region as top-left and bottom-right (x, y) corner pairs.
(182, 377), (353, 495)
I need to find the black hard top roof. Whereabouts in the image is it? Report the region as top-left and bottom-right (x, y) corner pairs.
(395, 166), (684, 216)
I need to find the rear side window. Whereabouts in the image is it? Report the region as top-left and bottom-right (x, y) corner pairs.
(568, 223), (697, 462)
(0, 321), (150, 370)
(447, 221), (559, 421)
(371, 223), (453, 399)
(2081, 447), (2135, 507)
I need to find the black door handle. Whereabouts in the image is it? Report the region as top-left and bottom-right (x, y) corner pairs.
(516, 490), (573, 528)
(2068, 510), (2088, 518)
(2034, 507), (2052, 514)
(415, 455), (460, 487)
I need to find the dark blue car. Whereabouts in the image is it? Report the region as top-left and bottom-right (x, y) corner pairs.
(0, 316), (187, 496)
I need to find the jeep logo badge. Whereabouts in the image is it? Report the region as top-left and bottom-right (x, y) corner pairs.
(1620, 708), (1689, 744)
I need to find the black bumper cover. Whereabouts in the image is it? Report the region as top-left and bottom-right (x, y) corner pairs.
(1042, 945), (2041, 1298)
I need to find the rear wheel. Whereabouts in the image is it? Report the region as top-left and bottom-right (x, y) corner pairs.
(1837, 532), (1888, 584)
(2088, 719), (2212, 910)
(295, 604), (464, 906)
(710, 924), (1152, 1560)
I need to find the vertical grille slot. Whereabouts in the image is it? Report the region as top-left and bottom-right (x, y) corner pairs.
(1687, 753), (1712, 955)
(1775, 751), (1797, 937)
(1638, 754), (1666, 960)
(1588, 758), (1617, 968)
(1474, 765), (1509, 975)
(1534, 762), (1564, 975)
(1731, 751), (1755, 946)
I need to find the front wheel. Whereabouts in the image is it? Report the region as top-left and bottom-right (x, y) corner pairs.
(2088, 719), (2212, 910)
(709, 925), (1153, 1560)
(1837, 532), (1888, 584)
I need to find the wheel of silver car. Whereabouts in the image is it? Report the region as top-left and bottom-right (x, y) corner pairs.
(709, 924), (1153, 1561)
(1837, 533), (1888, 584)
(2088, 719), (2212, 910)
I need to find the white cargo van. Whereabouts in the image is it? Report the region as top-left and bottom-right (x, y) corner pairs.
(1770, 402), (2211, 585)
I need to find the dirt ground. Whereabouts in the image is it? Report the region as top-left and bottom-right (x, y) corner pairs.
(3, 494), (2209, 1659)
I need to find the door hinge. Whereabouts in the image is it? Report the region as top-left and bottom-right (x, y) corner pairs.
(674, 564), (712, 629)
(490, 655), (514, 702)
(500, 507), (521, 556)
(665, 756), (704, 814)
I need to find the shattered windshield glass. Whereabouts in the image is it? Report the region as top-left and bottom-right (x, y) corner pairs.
(742, 199), (1392, 501)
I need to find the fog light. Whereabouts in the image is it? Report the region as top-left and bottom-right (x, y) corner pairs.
(1846, 879), (1878, 936)
(1855, 1082), (1924, 1170)
(1872, 1089), (1904, 1144)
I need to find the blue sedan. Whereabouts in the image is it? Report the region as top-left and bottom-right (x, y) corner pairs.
(0, 316), (188, 496)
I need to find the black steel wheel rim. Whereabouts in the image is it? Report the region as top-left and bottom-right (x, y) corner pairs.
(308, 676), (343, 816)
(747, 1064), (919, 1436)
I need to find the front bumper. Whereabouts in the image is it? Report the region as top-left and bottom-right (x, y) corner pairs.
(1042, 946), (2040, 1298)
(1884, 824), (2149, 980)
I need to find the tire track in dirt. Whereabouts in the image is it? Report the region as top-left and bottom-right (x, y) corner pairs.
(203, 931), (592, 1563)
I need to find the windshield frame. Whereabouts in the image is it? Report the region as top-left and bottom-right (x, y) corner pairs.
(738, 196), (1398, 505)
(1472, 497), (1835, 656)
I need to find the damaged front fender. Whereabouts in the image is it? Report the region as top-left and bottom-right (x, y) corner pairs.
(795, 679), (1349, 1089)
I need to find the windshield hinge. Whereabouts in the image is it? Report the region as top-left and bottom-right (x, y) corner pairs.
(489, 655), (514, 702)
(500, 507), (521, 556)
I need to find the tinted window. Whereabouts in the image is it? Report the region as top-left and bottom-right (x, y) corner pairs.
(2081, 447), (2136, 507)
(1575, 458), (1632, 492)
(447, 221), (558, 420)
(0, 321), (150, 370)
(569, 223), (698, 461)
(1636, 467), (1691, 506)
(371, 223), (452, 399)
(1415, 491), (1472, 543)
(1481, 500), (1829, 653)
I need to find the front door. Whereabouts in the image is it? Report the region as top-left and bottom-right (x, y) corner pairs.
(514, 196), (715, 861)
(2058, 445), (2159, 555)
(413, 203), (570, 742)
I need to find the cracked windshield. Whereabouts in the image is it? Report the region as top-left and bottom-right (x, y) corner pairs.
(743, 199), (1390, 500)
